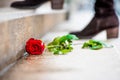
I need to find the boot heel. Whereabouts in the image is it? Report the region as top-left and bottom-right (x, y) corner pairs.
(51, 0), (64, 9)
(106, 27), (119, 39)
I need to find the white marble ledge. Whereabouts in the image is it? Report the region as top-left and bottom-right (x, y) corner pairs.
(0, 2), (67, 22)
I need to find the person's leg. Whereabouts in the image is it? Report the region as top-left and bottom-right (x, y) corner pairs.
(11, 0), (49, 9)
(70, 0), (119, 39)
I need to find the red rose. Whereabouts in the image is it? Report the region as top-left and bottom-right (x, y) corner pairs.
(25, 38), (45, 55)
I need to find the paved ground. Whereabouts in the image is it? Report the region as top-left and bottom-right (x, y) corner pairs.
(1, 11), (120, 80)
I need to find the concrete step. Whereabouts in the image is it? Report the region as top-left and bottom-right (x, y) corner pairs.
(0, 2), (67, 72)
(1, 38), (120, 80)
(1, 4), (120, 80)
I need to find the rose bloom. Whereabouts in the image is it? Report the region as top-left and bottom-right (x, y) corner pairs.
(25, 38), (45, 55)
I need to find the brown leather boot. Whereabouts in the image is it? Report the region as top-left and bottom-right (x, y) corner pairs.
(70, 0), (119, 39)
(51, 0), (64, 9)
(11, 0), (49, 9)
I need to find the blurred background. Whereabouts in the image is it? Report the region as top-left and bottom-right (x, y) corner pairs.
(1, 0), (120, 14)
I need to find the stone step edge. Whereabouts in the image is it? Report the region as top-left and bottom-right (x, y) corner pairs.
(0, 11), (67, 75)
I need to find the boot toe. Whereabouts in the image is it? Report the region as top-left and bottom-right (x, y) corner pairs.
(11, 2), (23, 8)
(70, 32), (81, 38)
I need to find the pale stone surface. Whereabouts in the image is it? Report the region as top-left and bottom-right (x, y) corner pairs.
(0, 2), (66, 22)
(0, 12), (66, 72)
(1, 40), (120, 80)
(1, 8), (120, 80)
(1, 18), (120, 80)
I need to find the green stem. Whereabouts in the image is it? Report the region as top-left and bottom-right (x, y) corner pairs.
(46, 45), (60, 48)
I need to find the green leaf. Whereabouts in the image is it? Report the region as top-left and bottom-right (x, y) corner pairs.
(66, 34), (79, 40)
(59, 34), (79, 43)
(54, 51), (62, 55)
(48, 37), (61, 45)
(82, 40), (104, 50)
(61, 49), (73, 54)
(90, 45), (103, 50)
(47, 34), (78, 55)
(82, 42), (89, 48)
